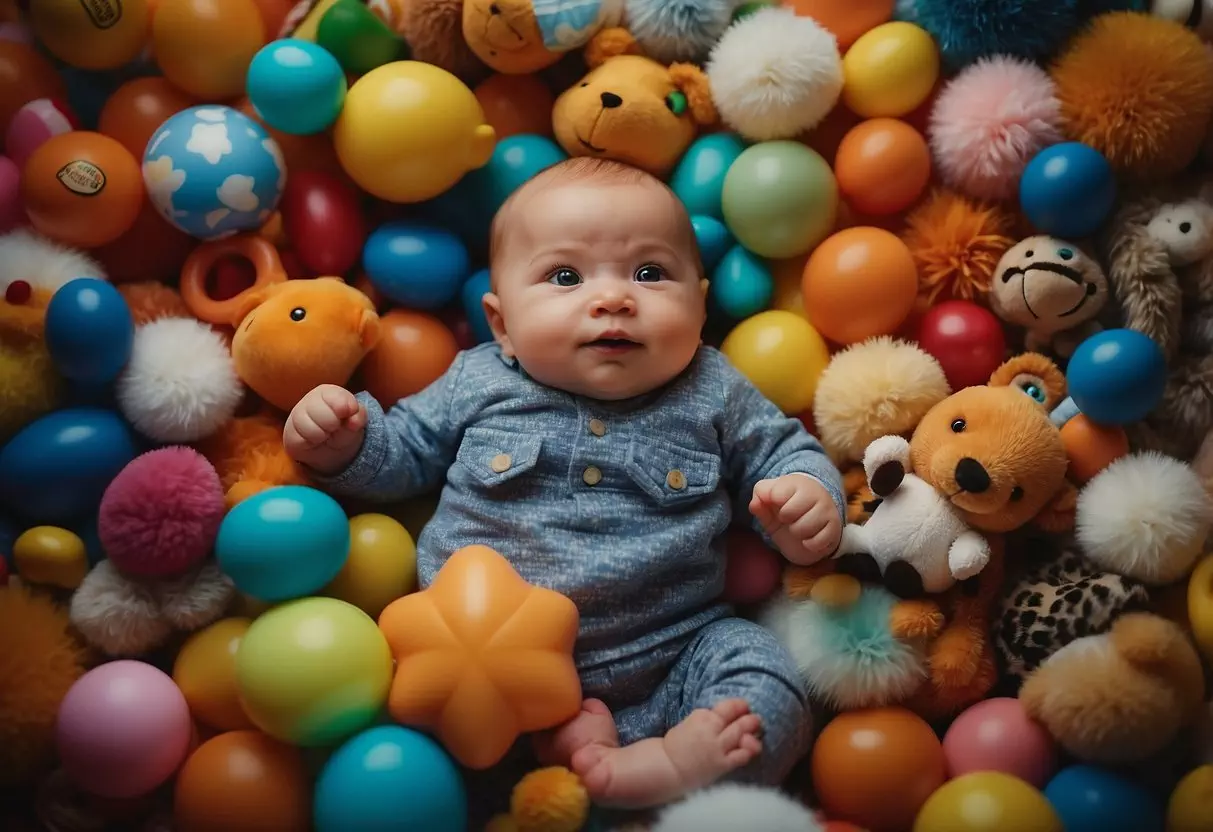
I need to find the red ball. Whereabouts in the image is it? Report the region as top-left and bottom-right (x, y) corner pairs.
(723, 527), (783, 604)
(914, 300), (1006, 390)
(279, 170), (366, 277)
(942, 697), (1059, 788)
(0, 555), (9, 585)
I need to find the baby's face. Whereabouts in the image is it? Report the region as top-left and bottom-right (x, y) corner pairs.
(485, 180), (706, 400)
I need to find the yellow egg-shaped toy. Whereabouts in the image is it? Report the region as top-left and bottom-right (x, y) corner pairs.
(30, 0), (150, 71)
(324, 513), (417, 618)
(1189, 554), (1213, 665)
(770, 254), (811, 320)
(913, 771), (1063, 832)
(333, 60), (496, 203)
(13, 526), (88, 589)
(1168, 765), (1213, 832)
(173, 617), (256, 732)
(720, 310), (830, 415)
(842, 22), (939, 119)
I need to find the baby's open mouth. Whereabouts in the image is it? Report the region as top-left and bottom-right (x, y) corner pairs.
(585, 337), (641, 350)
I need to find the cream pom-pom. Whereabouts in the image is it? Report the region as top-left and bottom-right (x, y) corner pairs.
(157, 561), (235, 631)
(652, 783), (822, 832)
(1077, 451), (1213, 585)
(706, 6), (842, 141)
(70, 560), (173, 656)
(0, 228), (106, 294)
(116, 317), (243, 443)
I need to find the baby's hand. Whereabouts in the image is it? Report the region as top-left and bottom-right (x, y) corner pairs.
(750, 474), (842, 566)
(283, 384), (367, 475)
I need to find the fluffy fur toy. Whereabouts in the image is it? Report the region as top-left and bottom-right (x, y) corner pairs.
(650, 783), (823, 832)
(624, 0), (740, 64)
(1146, 197), (1213, 266)
(463, 0), (623, 73)
(551, 27), (717, 175)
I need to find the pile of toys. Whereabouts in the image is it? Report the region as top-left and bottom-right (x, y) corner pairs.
(4, 0), (1213, 830)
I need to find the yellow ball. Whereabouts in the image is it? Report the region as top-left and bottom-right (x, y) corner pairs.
(913, 772), (1063, 832)
(323, 513), (417, 619)
(1168, 765), (1213, 832)
(235, 597), (392, 747)
(333, 60), (497, 203)
(13, 526), (88, 590)
(842, 22), (940, 118)
(1188, 554), (1213, 665)
(29, 0), (150, 71)
(720, 310), (830, 415)
(172, 617), (256, 733)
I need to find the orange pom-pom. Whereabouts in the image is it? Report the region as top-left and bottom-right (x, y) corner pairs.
(901, 189), (1015, 306)
(510, 766), (589, 832)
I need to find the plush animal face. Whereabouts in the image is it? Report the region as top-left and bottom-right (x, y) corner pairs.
(1145, 199), (1213, 266)
(990, 236), (1108, 335)
(463, 0), (623, 72)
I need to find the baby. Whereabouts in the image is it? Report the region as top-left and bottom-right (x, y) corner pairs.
(285, 158), (845, 811)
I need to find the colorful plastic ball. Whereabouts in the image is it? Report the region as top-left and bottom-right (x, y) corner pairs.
(474, 73), (556, 139)
(802, 226), (918, 345)
(315, 0), (405, 76)
(172, 617), (256, 732)
(1044, 765), (1165, 832)
(720, 310), (831, 414)
(1060, 414), (1130, 483)
(29, 0), (150, 70)
(812, 707), (948, 832)
(461, 268), (494, 344)
(323, 513), (418, 619)
(216, 485), (351, 602)
(1019, 142), (1116, 239)
(0, 40), (67, 137)
(711, 245), (774, 320)
(313, 725), (467, 832)
(12, 525), (89, 590)
(721, 140), (838, 259)
(174, 730), (312, 832)
(670, 132), (748, 220)
(0, 407), (137, 525)
(98, 77), (199, 161)
(363, 221), (470, 309)
(842, 22), (940, 118)
(722, 526), (783, 604)
(56, 660), (193, 799)
(360, 309), (460, 408)
(1167, 765), (1213, 832)
(236, 597), (393, 747)
(280, 170), (366, 275)
(915, 300), (1006, 390)
(20, 130), (142, 248)
(834, 117), (931, 216)
(1065, 328), (1167, 425)
(0, 154), (22, 233)
(44, 278), (134, 385)
(785, 0), (895, 50)
(143, 105), (286, 241)
(153, 0), (266, 101)
(942, 697), (1059, 788)
(247, 39), (347, 135)
(914, 772), (1063, 832)
(692, 214), (734, 271)
(5, 98), (77, 169)
(463, 133), (567, 216)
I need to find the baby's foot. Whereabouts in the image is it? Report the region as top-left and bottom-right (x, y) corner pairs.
(533, 698), (619, 766)
(572, 698), (763, 808)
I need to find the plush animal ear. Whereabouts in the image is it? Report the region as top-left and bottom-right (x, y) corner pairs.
(228, 284), (274, 328)
(987, 352), (1067, 411)
(584, 26), (642, 68)
(358, 308), (381, 351)
(668, 63), (718, 126)
(1033, 481), (1078, 533)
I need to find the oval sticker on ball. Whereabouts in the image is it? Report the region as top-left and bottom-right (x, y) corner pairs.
(78, 0), (123, 29)
(57, 161), (107, 196)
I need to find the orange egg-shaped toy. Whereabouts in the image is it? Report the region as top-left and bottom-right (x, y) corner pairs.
(834, 118), (931, 216)
(1060, 414), (1130, 483)
(29, 0), (150, 71)
(784, 0), (894, 49)
(359, 309), (460, 409)
(99, 77), (199, 160)
(20, 131), (143, 248)
(172, 618), (255, 733)
(802, 226), (918, 345)
(0, 40), (67, 136)
(811, 707), (947, 832)
(152, 0), (265, 100)
(173, 730), (311, 832)
(474, 73), (555, 139)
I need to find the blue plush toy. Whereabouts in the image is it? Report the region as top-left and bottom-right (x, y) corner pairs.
(909, 0), (1084, 71)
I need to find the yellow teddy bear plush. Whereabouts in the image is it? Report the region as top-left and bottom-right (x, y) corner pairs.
(463, 0), (624, 74)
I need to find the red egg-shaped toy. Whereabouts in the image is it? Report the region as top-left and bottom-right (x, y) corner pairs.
(279, 170), (366, 276)
(5, 97), (77, 168)
(723, 527), (783, 604)
(914, 300), (1006, 390)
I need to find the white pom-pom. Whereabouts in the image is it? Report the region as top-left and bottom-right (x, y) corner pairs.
(116, 317), (243, 443)
(1077, 451), (1213, 585)
(0, 228), (106, 295)
(706, 6), (842, 141)
(653, 783), (822, 832)
(156, 561), (235, 631)
(70, 560), (173, 656)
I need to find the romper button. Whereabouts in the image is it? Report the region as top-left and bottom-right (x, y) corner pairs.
(490, 453), (512, 473)
(583, 466), (603, 486)
(666, 470), (687, 490)
(588, 418), (606, 437)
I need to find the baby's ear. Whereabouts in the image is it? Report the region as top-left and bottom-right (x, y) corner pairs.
(1034, 481), (1079, 533)
(988, 352), (1067, 411)
(584, 26), (642, 68)
(668, 63), (718, 126)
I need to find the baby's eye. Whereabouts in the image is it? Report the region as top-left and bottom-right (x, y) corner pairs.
(548, 268), (582, 287)
(635, 264), (666, 283)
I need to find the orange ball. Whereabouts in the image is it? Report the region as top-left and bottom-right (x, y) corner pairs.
(810, 707), (948, 832)
(20, 131), (144, 249)
(0, 40), (67, 136)
(173, 730), (311, 832)
(474, 73), (555, 139)
(235, 97), (346, 180)
(99, 77), (199, 160)
(152, 0), (265, 100)
(359, 309), (459, 409)
(249, 0), (295, 37)
(1061, 413), (1130, 483)
(802, 226), (918, 345)
(783, 0), (895, 49)
(834, 118), (931, 216)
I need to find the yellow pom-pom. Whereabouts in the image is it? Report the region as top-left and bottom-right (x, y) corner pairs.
(510, 767), (589, 832)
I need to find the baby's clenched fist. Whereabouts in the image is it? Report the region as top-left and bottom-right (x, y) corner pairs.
(283, 384), (366, 475)
(749, 474), (843, 566)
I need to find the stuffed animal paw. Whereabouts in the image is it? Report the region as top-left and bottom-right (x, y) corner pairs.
(948, 531), (990, 581)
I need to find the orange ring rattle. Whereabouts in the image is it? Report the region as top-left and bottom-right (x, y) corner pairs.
(180, 234), (287, 325)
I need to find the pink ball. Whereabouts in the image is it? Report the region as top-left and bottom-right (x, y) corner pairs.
(942, 697), (1059, 788)
(0, 22), (33, 45)
(0, 155), (24, 234)
(98, 447), (225, 578)
(723, 527), (783, 604)
(56, 660), (193, 799)
(6, 98), (78, 169)
(929, 56), (1063, 202)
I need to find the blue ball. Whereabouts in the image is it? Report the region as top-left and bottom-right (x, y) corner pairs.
(0, 408), (138, 525)
(711, 245), (773, 320)
(143, 105), (286, 241)
(461, 268), (494, 344)
(314, 725), (467, 832)
(1020, 142), (1117, 239)
(247, 39), (347, 135)
(45, 278), (134, 385)
(1066, 328), (1167, 425)
(464, 134), (568, 215)
(1044, 765), (1164, 832)
(363, 221), (471, 309)
(670, 133), (748, 219)
(912, 0), (1081, 71)
(692, 215), (734, 271)
(215, 485), (350, 602)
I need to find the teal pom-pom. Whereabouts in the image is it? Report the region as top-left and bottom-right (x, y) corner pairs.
(911, 0), (1084, 71)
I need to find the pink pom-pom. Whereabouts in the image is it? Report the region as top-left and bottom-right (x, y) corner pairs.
(929, 56), (1063, 202)
(98, 447), (226, 578)
(5, 98), (78, 169)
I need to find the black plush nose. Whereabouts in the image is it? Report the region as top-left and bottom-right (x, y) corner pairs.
(489, 3), (500, 13)
(954, 458), (991, 493)
(600, 91), (623, 109)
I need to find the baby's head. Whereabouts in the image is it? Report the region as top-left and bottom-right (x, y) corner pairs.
(483, 157), (706, 401)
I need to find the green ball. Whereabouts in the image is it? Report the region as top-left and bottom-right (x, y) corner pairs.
(721, 141), (838, 259)
(317, 0), (407, 76)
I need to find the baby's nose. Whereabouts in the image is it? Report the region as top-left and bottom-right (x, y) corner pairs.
(600, 91), (623, 109)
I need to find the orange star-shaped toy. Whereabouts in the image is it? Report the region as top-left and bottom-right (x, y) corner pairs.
(378, 545), (582, 769)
